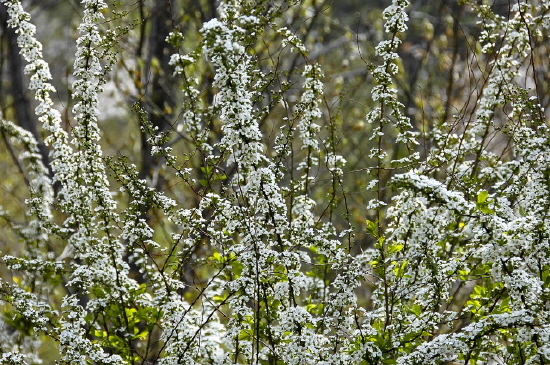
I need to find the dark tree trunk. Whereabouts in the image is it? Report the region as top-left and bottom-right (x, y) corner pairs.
(0, 3), (51, 175)
(139, 1), (177, 184)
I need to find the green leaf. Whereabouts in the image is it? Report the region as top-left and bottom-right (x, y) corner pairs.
(388, 244), (404, 254)
(132, 329), (149, 340)
(92, 329), (107, 339)
(366, 219), (378, 237)
(476, 190), (494, 214)
(477, 190), (489, 204)
(473, 285), (486, 296)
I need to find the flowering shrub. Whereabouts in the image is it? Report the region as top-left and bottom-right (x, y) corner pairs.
(0, 0), (549, 364)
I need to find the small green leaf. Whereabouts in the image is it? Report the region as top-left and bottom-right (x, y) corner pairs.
(366, 219), (378, 237)
(132, 329), (149, 340)
(477, 190), (489, 203)
(388, 244), (404, 254)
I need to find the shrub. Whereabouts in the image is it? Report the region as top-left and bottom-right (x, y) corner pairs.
(1, 0), (549, 364)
